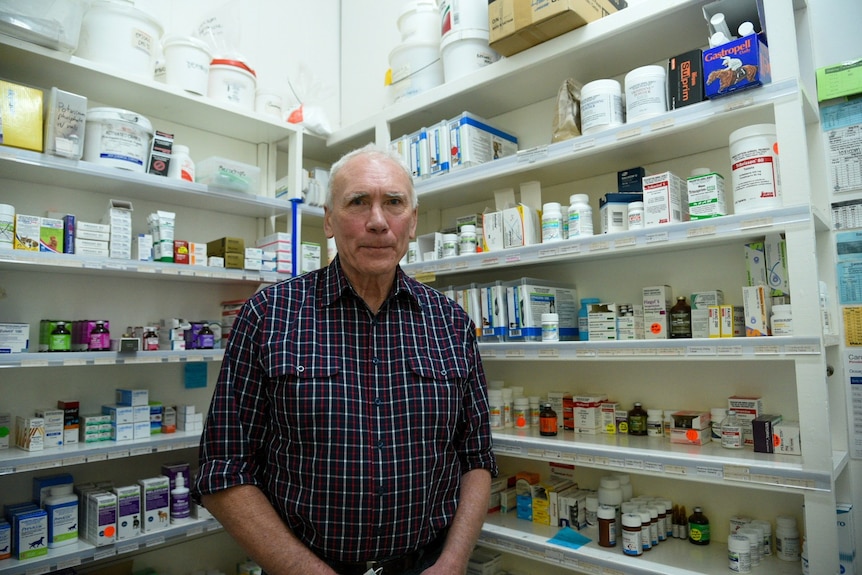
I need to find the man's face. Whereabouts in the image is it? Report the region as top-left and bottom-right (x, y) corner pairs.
(324, 154), (417, 281)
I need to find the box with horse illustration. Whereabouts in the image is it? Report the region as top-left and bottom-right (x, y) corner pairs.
(703, 33), (771, 98)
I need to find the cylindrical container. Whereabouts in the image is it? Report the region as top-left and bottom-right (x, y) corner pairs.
(255, 91), (284, 118)
(711, 407), (727, 442)
(639, 509), (653, 551)
(407, 241), (418, 264)
(568, 194), (594, 237)
(651, 502), (667, 541)
(542, 202), (563, 243)
(529, 396), (541, 427)
(45, 484), (79, 548)
(459, 224), (478, 254)
(540, 403), (558, 436)
(775, 515), (800, 561)
(646, 409), (663, 437)
(579, 297), (599, 341)
(143, 327), (159, 351)
(598, 505), (617, 547)
(440, 0), (489, 36)
(162, 35), (211, 95)
(627, 201), (644, 229)
(441, 233), (459, 258)
(389, 38), (444, 102)
(720, 410), (744, 449)
(502, 387), (513, 428)
(83, 107), (153, 172)
(580, 79), (624, 135)
(738, 527), (762, 566)
(598, 477), (623, 520)
(208, 59), (257, 110)
(49, 321), (72, 352)
(728, 534), (753, 573)
(642, 506), (658, 547)
(513, 397), (529, 429)
(541, 313), (560, 342)
(750, 519), (772, 556)
(75, 0), (163, 79)
(729, 124), (782, 213)
(488, 389), (503, 429)
(771, 304), (793, 335)
(622, 513), (643, 556)
(440, 28), (499, 82)
(688, 506), (710, 545)
(168, 144), (195, 182)
(628, 402), (648, 436)
(0, 203), (14, 249)
(585, 495), (599, 526)
(624, 65), (667, 123)
(398, 0), (441, 43)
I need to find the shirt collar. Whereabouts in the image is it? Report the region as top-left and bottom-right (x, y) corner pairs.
(319, 255), (421, 310)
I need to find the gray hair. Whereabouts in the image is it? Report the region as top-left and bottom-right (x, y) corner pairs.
(325, 143), (417, 210)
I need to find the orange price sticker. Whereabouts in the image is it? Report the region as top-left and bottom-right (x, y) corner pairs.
(650, 323), (663, 334)
(686, 429), (699, 441)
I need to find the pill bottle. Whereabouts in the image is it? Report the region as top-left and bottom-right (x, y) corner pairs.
(614, 473), (633, 501)
(720, 410), (744, 449)
(568, 194), (593, 237)
(738, 526), (763, 566)
(170, 471), (191, 524)
(168, 144), (195, 181)
(669, 296), (692, 339)
(578, 297), (600, 341)
(598, 504), (617, 547)
(541, 312), (559, 342)
(650, 502), (667, 541)
(513, 397), (530, 429)
(688, 506), (710, 545)
(627, 402), (648, 436)
(488, 389), (503, 429)
(662, 410), (674, 439)
(50, 321), (72, 352)
(585, 495), (599, 526)
(407, 241), (418, 264)
(598, 476), (622, 519)
(638, 509), (653, 551)
(528, 396), (541, 427)
(541, 202), (563, 243)
(646, 409), (663, 437)
(45, 484), (78, 548)
(539, 403), (558, 436)
(750, 519), (772, 556)
(580, 79), (623, 135)
(677, 505), (688, 540)
(710, 407), (727, 442)
(89, 320), (111, 351)
(459, 224), (477, 255)
(627, 201), (644, 229)
(143, 326), (160, 351)
(0, 203), (14, 249)
(775, 515), (800, 561)
(502, 387), (513, 428)
(771, 304), (793, 335)
(622, 513), (643, 556)
(441, 233), (458, 258)
(728, 534), (752, 573)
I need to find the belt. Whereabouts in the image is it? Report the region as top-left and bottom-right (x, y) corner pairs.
(324, 530), (447, 575)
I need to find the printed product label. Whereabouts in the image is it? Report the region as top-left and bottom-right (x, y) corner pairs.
(581, 93), (623, 131)
(49, 503), (78, 544)
(97, 123), (148, 167)
(689, 522), (710, 544)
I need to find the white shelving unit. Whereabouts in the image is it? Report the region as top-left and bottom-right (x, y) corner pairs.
(332, 0), (844, 574)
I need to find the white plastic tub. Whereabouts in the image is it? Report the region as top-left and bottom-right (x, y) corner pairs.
(83, 107), (153, 172)
(440, 29), (499, 82)
(162, 35), (211, 95)
(75, 1), (163, 79)
(398, 0), (440, 43)
(388, 39), (443, 102)
(207, 59), (257, 110)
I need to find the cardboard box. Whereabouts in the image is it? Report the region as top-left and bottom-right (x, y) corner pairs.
(0, 80), (43, 151)
(447, 112), (518, 171)
(207, 236), (244, 257)
(704, 34), (771, 98)
(773, 420), (801, 455)
(643, 171), (688, 226)
(502, 204), (540, 249)
(752, 413), (782, 453)
(489, 0), (627, 57)
(742, 284), (771, 336)
(668, 49), (705, 109)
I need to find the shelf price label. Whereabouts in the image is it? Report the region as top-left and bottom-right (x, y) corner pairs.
(644, 461), (663, 472)
(624, 459), (645, 470)
(56, 558), (82, 570)
(687, 225), (717, 238)
(664, 465), (687, 475)
(608, 457), (626, 468)
(94, 547), (117, 560)
(696, 466), (724, 479)
(25, 566), (50, 575)
(118, 542), (140, 554)
(146, 535), (166, 547)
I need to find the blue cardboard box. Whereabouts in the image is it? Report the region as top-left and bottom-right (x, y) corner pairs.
(703, 33), (771, 98)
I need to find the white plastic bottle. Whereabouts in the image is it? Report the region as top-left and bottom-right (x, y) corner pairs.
(168, 144), (195, 182)
(459, 224), (477, 255)
(720, 409), (744, 449)
(170, 472), (191, 524)
(542, 202), (563, 243)
(568, 194), (593, 237)
(45, 484), (79, 548)
(627, 201), (644, 229)
(775, 515), (800, 561)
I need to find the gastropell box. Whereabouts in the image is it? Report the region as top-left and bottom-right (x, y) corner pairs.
(704, 34), (771, 99)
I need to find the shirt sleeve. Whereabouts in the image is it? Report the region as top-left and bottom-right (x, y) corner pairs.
(193, 292), (271, 501)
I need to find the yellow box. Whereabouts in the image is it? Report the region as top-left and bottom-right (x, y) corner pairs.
(0, 80), (43, 151)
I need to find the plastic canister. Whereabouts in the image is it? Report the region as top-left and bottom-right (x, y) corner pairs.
(568, 194), (594, 237)
(208, 59), (257, 110)
(0, 204), (14, 249)
(83, 107), (153, 173)
(398, 0), (441, 43)
(728, 534), (752, 573)
(488, 389), (503, 429)
(597, 476), (622, 518)
(627, 201), (644, 229)
(729, 124), (782, 213)
(624, 65), (668, 123)
(580, 79), (624, 135)
(440, 28), (499, 83)
(75, 0), (163, 79)
(542, 202), (563, 243)
(440, 0), (489, 36)
(162, 35), (211, 95)
(775, 515), (800, 561)
(388, 38), (444, 102)
(441, 233), (459, 258)
(167, 145), (195, 182)
(513, 397), (530, 428)
(44, 485), (78, 548)
(459, 224), (477, 254)
(541, 313), (559, 342)
(622, 513), (643, 556)
(750, 519), (772, 556)
(771, 304), (793, 335)
(255, 91), (284, 118)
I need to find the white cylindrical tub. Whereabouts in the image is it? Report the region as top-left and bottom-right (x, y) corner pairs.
(83, 107), (153, 172)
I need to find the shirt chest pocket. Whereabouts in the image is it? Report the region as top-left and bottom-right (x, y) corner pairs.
(406, 353), (470, 435)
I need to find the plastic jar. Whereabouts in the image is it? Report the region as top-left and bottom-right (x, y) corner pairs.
(646, 409), (663, 437)
(441, 233), (459, 258)
(529, 396), (541, 426)
(728, 534), (753, 573)
(255, 91), (284, 117)
(710, 407), (727, 442)
(775, 515), (800, 561)
(614, 473), (633, 501)
(585, 494), (599, 526)
(398, 0), (441, 43)
(580, 79), (624, 135)
(208, 58), (257, 110)
(168, 145), (195, 182)
(541, 202), (563, 242)
(622, 513), (643, 556)
(750, 519), (772, 556)
(513, 397), (530, 429)
(0, 203), (14, 249)
(598, 504), (617, 547)
(541, 313), (559, 342)
(729, 123), (782, 213)
(598, 476), (623, 518)
(638, 509), (653, 551)
(738, 527), (763, 566)
(627, 201), (644, 229)
(162, 35), (211, 95)
(83, 107), (153, 172)
(771, 304), (793, 335)
(624, 65), (667, 123)
(568, 194), (594, 237)
(459, 224), (478, 255)
(488, 389), (503, 429)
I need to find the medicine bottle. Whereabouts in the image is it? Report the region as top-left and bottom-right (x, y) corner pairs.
(529, 396), (541, 427)
(539, 403), (558, 436)
(643, 505), (659, 547)
(598, 476), (622, 520)
(627, 402), (648, 436)
(541, 202), (563, 243)
(728, 533), (752, 573)
(750, 519), (772, 556)
(585, 495), (599, 526)
(168, 144), (195, 182)
(627, 201), (644, 229)
(688, 506), (710, 545)
(669, 296), (692, 338)
(710, 407), (727, 442)
(45, 484), (79, 548)
(197, 323), (215, 349)
(441, 233), (458, 258)
(89, 320), (111, 351)
(459, 224), (477, 255)
(677, 505), (688, 540)
(621, 513), (643, 556)
(770, 304), (793, 335)
(720, 409), (744, 449)
(638, 509), (652, 551)
(170, 472), (191, 524)
(775, 515), (800, 561)
(614, 473), (633, 501)
(567, 194), (593, 237)
(597, 505), (617, 547)
(49, 321), (72, 352)
(738, 527), (763, 566)
(488, 390), (503, 429)
(143, 326), (160, 351)
(541, 312), (559, 342)
(578, 297), (600, 341)
(646, 409), (663, 437)
(513, 397), (530, 429)
(502, 387), (513, 428)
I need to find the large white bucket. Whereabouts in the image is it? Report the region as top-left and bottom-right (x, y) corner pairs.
(439, 0), (489, 36)
(208, 59), (257, 110)
(398, 0), (440, 43)
(389, 39), (443, 102)
(440, 28), (498, 82)
(729, 123), (782, 213)
(83, 107), (153, 172)
(162, 35), (211, 95)
(75, 0), (163, 79)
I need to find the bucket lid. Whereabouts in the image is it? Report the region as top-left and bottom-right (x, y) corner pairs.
(162, 35), (211, 56)
(86, 0), (164, 37)
(399, 0), (439, 22)
(210, 58), (257, 77)
(730, 123), (777, 142)
(440, 27), (490, 48)
(86, 106), (153, 133)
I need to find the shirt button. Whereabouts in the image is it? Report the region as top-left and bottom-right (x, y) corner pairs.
(441, 369), (447, 376)
(296, 365), (305, 373)
(377, 484), (385, 495)
(374, 397), (383, 406)
(377, 440), (385, 448)
(372, 357), (380, 365)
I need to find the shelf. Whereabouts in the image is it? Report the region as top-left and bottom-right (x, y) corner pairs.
(404, 205), (814, 278)
(0, 430), (201, 476)
(0, 249), (285, 285)
(479, 513), (802, 575)
(0, 516), (222, 575)
(407, 79), (804, 212)
(0, 349), (225, 370)
(491, 428), (839, 493)
(0, 147), (296, 219)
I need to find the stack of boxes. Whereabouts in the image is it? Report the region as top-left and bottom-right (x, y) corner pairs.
(257, 232), (292, 274)
(74, 219), (111, 257)
(106, 388), (151, 442)
(103, 199), (133, 259)
(147, 210), (176, 262)
(177, 404), (203, 433)
(207, 236), (244, 269)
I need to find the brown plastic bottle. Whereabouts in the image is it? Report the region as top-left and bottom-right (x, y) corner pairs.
(669, 296), (692, 338)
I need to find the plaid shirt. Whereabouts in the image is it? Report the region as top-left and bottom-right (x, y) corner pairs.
(194, 257), (497, 562)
